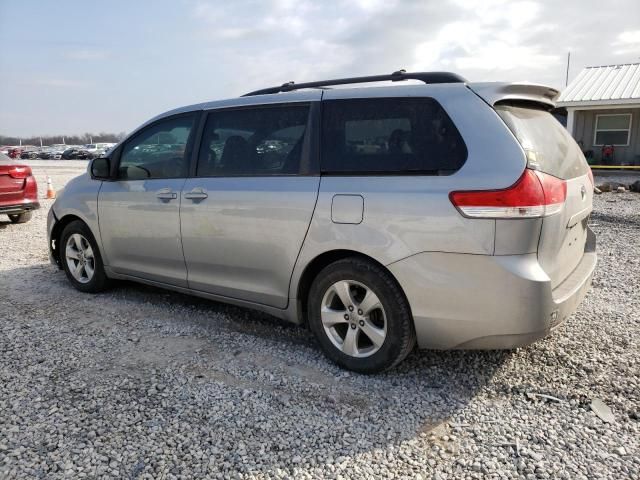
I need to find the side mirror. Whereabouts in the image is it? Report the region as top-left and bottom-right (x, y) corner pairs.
(90, 157), (111, 179)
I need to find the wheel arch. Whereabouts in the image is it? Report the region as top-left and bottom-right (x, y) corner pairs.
(50, 214), (98, 269)
(294, 249), (411, 325)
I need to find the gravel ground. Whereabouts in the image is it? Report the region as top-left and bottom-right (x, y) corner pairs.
(1, 163), (638, 479)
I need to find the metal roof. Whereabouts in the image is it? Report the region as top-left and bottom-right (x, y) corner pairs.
(557, 63), (640, 106)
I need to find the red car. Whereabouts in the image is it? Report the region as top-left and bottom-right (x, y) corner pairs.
(7, 148), (23, 159)
(0, 153), (39, 223)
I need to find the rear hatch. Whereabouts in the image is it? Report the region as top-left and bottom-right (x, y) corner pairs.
(495, 104), (592, 288)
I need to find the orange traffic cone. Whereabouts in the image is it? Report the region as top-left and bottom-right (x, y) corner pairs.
(46, 176), (56, 199)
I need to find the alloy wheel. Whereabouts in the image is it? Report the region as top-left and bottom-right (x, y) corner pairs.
(320, 280), (387, 358)
(65, 233), (95, 284)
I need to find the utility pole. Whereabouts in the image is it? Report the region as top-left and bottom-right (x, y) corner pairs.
(565, 51), (571, 87)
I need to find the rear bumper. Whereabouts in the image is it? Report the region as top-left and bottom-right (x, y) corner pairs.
(0, 201), (40, 215)
(387, 228), (596, 350)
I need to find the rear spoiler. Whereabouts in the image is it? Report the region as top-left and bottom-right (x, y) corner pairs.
(468, 82), (559, 110)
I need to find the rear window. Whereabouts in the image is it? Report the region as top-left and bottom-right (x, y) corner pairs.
(321, 98), (467, 174)
(495, 104), (588, 180)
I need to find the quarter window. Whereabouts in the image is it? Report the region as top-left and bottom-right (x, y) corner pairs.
(118, 114), (196, 180)
(594, 114), (631, 146)
(197, 105), (310, 176)
(321, 98), (467, 174)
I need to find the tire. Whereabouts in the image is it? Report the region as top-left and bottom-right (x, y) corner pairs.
(60, 220), (110, 293)
(308, 257), (416, 373)
(8, 211), (32, 223)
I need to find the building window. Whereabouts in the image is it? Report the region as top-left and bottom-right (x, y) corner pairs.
(594, 113), (632, 146)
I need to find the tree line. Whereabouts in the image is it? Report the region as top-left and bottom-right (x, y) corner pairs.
(0, 132), (127, 146)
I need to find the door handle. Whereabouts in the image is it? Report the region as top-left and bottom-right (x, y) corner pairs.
(184, 188), (208, 200)
(156, 188), (177, 200)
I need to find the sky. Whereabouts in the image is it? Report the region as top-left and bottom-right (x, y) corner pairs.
(1, 0), (639, 137)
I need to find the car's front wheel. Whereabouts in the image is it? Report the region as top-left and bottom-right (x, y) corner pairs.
(60, 220), (110, 293)
(308, 257), (416, 373)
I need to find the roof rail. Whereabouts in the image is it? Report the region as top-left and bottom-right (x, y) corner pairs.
(242, 70), (467, 96)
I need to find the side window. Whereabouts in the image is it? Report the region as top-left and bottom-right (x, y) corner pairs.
(321, 98), (467, 174)
(118, 114), (196, 180)
(197, 105), (310, 177)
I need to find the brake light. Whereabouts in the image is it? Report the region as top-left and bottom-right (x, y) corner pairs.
(24, 176), (38, 200)
(449, 169), (566, 218)
(8, 166), (32, 179)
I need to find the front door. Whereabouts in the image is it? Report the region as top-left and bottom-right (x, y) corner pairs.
(180, 102), (320, 308)
(98, 113), (198, 287)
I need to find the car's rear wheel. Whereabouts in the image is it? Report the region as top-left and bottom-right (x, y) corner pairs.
(8, 212), (32, 224)
(60, 220), (110, 293)
(308, 257), (416, 373)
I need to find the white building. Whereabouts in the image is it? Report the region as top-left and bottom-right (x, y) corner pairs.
(556, 63), (640, 165)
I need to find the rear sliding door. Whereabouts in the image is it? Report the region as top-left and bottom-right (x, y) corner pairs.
(180, 101), (321, 308)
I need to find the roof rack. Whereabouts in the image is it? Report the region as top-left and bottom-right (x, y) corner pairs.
(242, 69), (467, 96)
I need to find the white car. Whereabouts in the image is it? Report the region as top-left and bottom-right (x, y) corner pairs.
(81, 143), (117, 159)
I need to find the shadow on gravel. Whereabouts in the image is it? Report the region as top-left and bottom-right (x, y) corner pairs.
(590, 211), (640, 227)
(1, 264), (511, 475)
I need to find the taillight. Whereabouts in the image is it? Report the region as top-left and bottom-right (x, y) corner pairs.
(24, 176), (38, 200)
(449, 169), (567, 219)
(8, 166), (32, 179)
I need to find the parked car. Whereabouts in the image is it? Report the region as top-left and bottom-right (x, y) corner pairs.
(48, 144), (69, 159)
(20, 148), (40, 160)
(77, 150), (94, 159)
(38, 145), (67, 160)
(92, 143), (117, 159)
(61, 147), (83, 159)
(37, 148), (55, 160)
(7, 147), (27, 159)
(77, 144), (108, 159)
(47, 71), (596, 372)
(0, 153), (39, 223)
(61, 147), (77, 159)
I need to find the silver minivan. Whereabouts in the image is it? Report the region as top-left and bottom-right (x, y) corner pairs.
(47, 71), (596, 372)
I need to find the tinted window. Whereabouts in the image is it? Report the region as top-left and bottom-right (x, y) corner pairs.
(321, 98), (467, 174)
(496, 105), (588, 179)
(197, 105), (310, 176)
(118, 114), (196, 180)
